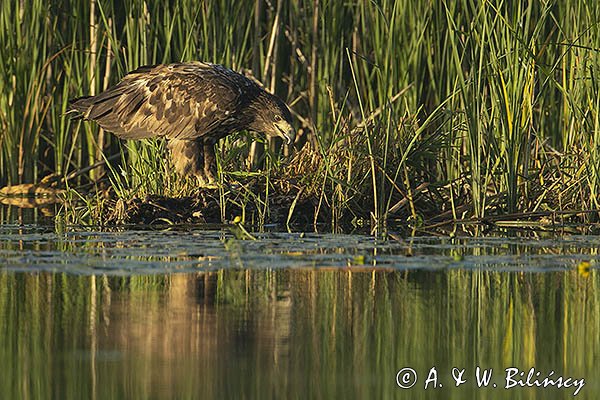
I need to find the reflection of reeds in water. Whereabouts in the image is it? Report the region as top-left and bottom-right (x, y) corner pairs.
(1, 1), (600, 226)
(0, 268), (597, 398)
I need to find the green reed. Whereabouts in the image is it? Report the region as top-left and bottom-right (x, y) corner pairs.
(1, 0), (599, 225)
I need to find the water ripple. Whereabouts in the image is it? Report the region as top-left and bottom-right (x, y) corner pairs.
(0, 224), (598, 275)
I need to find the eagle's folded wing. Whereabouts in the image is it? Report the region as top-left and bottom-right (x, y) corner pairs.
(68, 63), (243, 141)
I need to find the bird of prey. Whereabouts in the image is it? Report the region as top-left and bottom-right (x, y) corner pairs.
(68, 62), (295, 187)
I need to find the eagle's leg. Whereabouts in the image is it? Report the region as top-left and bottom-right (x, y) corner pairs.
(202, 139), (217, 186)
(167, 139), (215, 187)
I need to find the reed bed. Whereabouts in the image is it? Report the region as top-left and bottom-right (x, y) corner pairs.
(1, 0), (599, 228)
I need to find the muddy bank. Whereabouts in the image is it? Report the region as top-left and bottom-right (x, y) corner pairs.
(104, 187), (322, 226)
(2, 179), (598, 233)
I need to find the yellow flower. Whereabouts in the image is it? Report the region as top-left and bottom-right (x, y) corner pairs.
(577, 261), (591, 278)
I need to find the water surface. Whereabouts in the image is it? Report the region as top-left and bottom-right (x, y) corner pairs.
(0, 224), (598, 399)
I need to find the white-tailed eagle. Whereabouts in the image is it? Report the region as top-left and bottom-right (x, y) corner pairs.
(69, 62), (295, 187)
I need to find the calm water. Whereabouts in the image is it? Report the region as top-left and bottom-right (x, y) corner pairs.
(0, 222), (598, 399)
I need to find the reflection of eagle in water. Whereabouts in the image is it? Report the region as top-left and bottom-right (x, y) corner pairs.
(69, 62), (295, 186)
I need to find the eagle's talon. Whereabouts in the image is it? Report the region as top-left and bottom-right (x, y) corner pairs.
(194, 173), (219, 190)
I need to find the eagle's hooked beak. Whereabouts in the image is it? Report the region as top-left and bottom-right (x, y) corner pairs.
(274, 121), (295, 145)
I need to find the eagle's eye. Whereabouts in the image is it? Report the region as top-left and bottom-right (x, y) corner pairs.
(274, 115), (282, 122)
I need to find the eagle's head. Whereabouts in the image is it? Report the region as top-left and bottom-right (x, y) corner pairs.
(248, 92), (295, 144)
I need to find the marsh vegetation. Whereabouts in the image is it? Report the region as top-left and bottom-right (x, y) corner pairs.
(1, 0), (600, 229)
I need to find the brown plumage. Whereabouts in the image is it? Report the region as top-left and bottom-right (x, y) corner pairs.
(69, 62), (295, 186)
